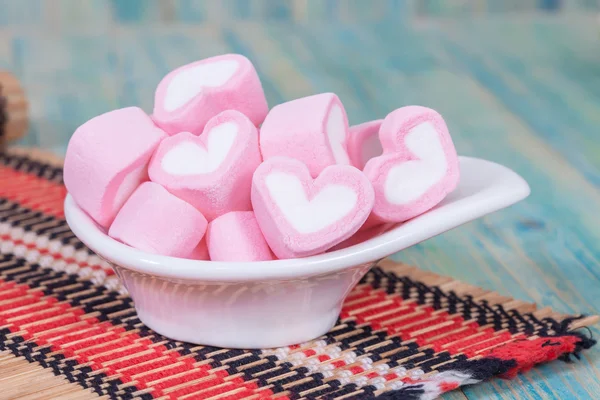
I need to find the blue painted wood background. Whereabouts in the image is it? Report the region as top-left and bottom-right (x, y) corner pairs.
(2, 1), (600, 399)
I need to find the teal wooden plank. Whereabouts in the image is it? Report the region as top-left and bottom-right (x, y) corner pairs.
(110, 0), (150, 22)
(440, 22), (600, 187)
(222, 27), (285, 104)
(233, 0), (251, 19)
(263, 0), (291, 20)
(176, 0), (205, 22)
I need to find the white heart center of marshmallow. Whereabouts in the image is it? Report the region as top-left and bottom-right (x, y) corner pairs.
(384, 122), (447, 205)
(163, 60), (239, 112)
(161, 122), (238, 175)
(326, 104), (350, 165)
(265, 172), (357, 234)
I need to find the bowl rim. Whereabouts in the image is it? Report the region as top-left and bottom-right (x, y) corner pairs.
(64, 156), (530, 282)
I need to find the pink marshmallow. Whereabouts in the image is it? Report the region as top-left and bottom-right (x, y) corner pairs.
(329, 223), (394, 252)
(186, 238), (210, 261)
(251, 157), (375, 259)
(108, 182), (208, 258)
(64, 107), (166, 228)
(363, 106), (460, 223)
(259, 93), (351, 178)
(152, 54), (268, 135)
(148, 110), (262, 221)
(206, 211), (274, 262)
(347, 120), (383, 170)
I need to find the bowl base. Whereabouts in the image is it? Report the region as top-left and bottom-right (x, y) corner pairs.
(137, 306), (340, 348)
(115, 263), (373, 348)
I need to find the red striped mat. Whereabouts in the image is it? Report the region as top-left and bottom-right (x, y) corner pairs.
(0, 150), (597, 400)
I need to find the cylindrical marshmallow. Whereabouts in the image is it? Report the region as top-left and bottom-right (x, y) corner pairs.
(206, 211), (274, 262)
(64, 107), (167, 228)
(259, 93), (351, 178)
(149, 110), (262, 221)
(186, 238), (210, 261)
(347, 120), (383, 170)
(108, 182), (207, 258)
(152, 54), (269, 136)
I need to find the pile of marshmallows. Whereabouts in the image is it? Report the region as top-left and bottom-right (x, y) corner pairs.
(64, 54), (459, 262)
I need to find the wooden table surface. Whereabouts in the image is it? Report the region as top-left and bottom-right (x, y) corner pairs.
(1, 2), (600, 399)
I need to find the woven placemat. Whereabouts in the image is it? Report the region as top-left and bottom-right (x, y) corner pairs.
(0, 149), (597, 400)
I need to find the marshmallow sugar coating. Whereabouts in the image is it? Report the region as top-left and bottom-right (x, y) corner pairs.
(149, 110), (262, 221)
(364, 106), (460, 223)
(64, 107), (167, 229)
(108, 182), (208, 258)
(251, 157), (375, 259)
(206, 211), (274, 262)
(152, 54), (269, 136)
(259, 93), (351, 178)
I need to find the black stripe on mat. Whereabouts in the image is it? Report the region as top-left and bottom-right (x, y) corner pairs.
(0, 151), (64, 183)
(0, 198), (87, 250)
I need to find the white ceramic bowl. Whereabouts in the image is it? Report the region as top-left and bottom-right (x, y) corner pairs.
(65, 156), (530, 349)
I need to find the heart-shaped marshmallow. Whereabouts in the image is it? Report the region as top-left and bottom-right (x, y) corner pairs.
(64, 107), (167, 228)
(363, 106), (459, 223)
(251, 157), (375, 259)
(259, 93), (351, 178)
(149, 110), (261, 221)
(347, 119), (384, 170)
(152, 54), (269, 135)
(109, 182), (208, 258)
(206, 211), (275, 262)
